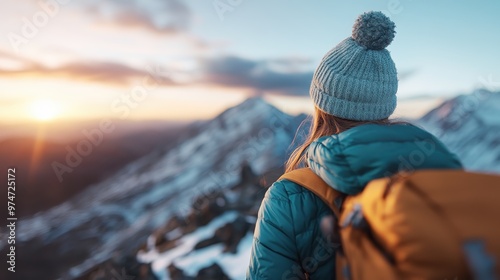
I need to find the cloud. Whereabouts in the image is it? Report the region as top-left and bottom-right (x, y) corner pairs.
(84, 0), (192, 35)
(199, 56), (418, 96)
(0, 56), (173, 86)
(200, 56), (313, 96)
(0, 48), (32, 63)
(0, 51), (311, 95)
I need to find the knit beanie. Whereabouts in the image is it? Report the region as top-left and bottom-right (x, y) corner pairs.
(310, 11), (398, 121)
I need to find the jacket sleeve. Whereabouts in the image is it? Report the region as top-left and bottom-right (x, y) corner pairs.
(247, 181), (303, 280)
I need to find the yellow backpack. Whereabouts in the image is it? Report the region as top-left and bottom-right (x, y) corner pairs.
(279, 168), (500, 280)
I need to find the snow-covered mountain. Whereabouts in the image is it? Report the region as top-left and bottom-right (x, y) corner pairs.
(419, 90), (500, 173)
(136, 163), (265, 280)
(1, 97), (306, 280)
(3, 91), (499, 280)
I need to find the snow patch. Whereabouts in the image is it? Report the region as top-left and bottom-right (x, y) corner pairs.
(138, 211), (239, 280)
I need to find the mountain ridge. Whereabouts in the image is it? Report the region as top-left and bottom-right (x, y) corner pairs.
(419, 89), (500, 172)
(3, 91), (500, 280)
(2, 96), (306, 280)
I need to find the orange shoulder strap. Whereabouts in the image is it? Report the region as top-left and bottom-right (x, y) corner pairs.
(279, 168), (344, 217)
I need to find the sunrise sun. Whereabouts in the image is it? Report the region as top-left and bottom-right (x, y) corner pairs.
(30, 100), (61, 122)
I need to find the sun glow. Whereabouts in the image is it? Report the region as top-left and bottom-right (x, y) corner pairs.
(30, 100), (61, 122)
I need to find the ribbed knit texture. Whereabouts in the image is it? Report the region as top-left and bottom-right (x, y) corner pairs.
(310, 12), (398, 121)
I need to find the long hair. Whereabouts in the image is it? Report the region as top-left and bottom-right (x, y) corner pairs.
(285, 107), (391, 172)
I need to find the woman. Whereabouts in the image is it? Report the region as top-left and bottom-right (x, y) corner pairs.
(247, 11), (462, 280)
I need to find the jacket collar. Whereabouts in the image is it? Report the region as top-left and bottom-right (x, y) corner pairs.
(306, 124), (462, 194)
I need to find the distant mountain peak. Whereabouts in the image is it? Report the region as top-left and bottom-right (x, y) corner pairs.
(421, 89), (500, 126)
(214, 96), (286, 127)
(242, 95), (266, 104)
(239, 96), (277, 111)
(419, 89), (500, 173)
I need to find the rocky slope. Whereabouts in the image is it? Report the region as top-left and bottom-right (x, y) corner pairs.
(0, 97), (305, 280)
(3, 91), (499, 280)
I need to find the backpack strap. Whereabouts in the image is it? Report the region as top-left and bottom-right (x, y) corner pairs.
(279, 168), (344, 217)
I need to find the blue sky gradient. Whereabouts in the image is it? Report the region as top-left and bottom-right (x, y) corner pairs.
(0, 0), (499, 123)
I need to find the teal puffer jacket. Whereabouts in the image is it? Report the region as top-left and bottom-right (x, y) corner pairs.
(247, 124), (462, 280)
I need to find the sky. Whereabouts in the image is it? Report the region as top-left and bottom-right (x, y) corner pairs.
(1, 0), (499, 125)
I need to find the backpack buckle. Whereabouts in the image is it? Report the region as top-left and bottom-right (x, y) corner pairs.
(341, 204), (368, 230)
(463, 240), (497, 280)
